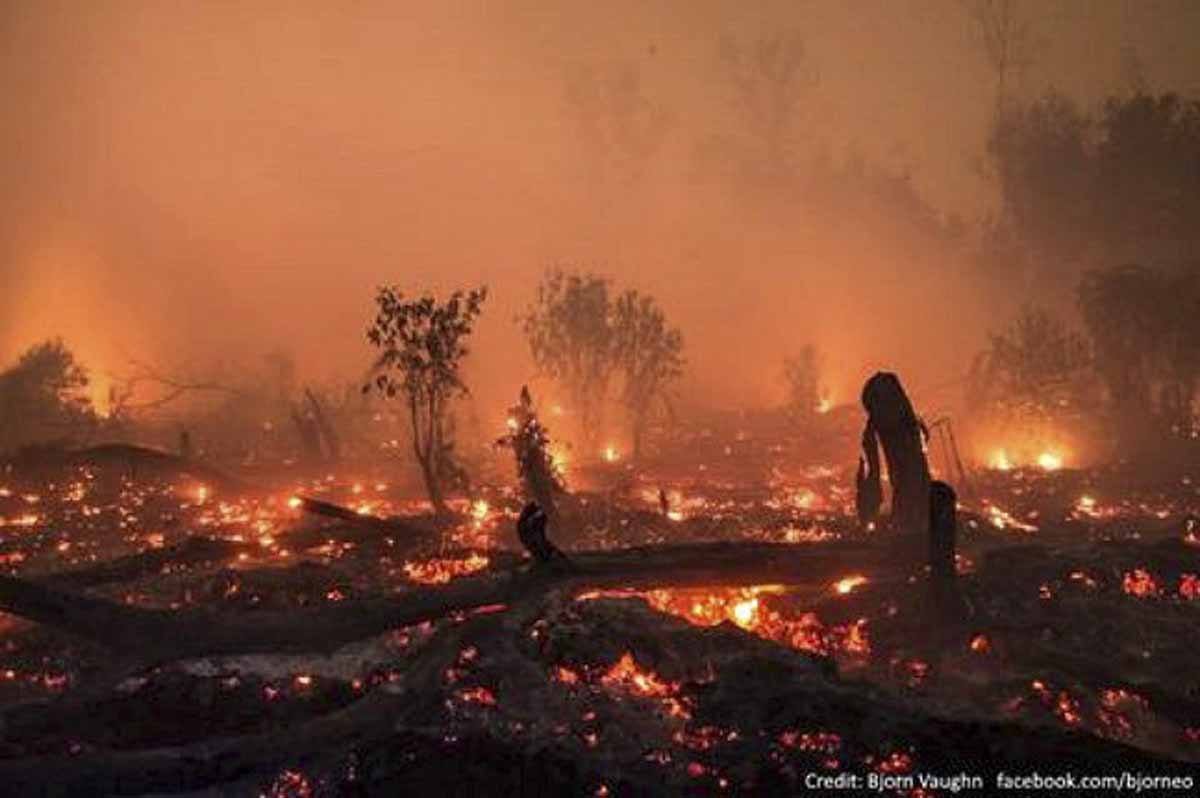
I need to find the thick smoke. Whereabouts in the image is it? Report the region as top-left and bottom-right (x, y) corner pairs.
(2, 0), (1197, 421)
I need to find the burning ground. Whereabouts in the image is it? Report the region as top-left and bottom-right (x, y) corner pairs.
(0, 434), (1198, 796)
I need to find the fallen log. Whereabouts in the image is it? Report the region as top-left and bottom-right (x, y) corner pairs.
(46, 537), (250, 590)
(0, 539), (923, 662)
(296, 495), (441, 536)
(296, 496), (395, 527)
(290, 496), (442, 551)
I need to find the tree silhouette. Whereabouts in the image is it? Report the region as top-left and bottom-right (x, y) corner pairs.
(0, 339), (96, 453)
(366, 287), (487, 514)
(497, 386), (566, 522)
(967, 305), (1092, 437)
(982, 91), (1200, 296)
(611, 291), (684, 460)
(1078, 265), (1200, 443)
(783, 345), (824, 424)
(521, 269), (616, 450)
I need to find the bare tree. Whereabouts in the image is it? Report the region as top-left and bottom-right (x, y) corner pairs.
(366, 287), (487, 514)
(963, 0), (1039, 123)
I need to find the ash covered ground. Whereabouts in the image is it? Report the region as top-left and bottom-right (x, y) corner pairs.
(0, 418), (1198, 798)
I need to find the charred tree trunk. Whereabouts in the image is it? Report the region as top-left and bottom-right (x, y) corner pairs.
(928, 480), (963, 619)
(858, 372), (931, 534)
(418, 456), (448, 516)
(855, 421), (882, 527)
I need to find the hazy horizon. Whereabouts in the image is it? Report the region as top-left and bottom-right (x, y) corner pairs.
(3, 0), (1198, 421)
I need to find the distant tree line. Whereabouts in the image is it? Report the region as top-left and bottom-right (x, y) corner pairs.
(982, 91), (1200, 297)
(971, 264), (1199, 455)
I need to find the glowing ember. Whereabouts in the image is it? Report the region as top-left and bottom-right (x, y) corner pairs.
(554, 666), (580, 684)
(1036, 452), (1063, 471)
(832, 575), (868, 595)
(602, 445), (620, 463)
(403, 554), (490, 584)
(0, 514), (40, 528)
(816, 396), (833, 414)
(731, 597), (759, 626)
(262, 769), (313, 798)
(1068, 570), (1099, 589)
(1122, 568), (1160, 598)
(990, 450), (1013, 471)
(1055, 691), (1083, 726)
(1072, 494), (1118, 520)
(456, 686), (497, 706)
(1179, 573), (1200, 600)
(874, 750), (915, 774)
(286, 496), (302, 509)
(982, 503), (1038, 533)
(600, 652), (690, 719)
(778, 729), (842, 754)
(969, 634), (991, 653)
(1097, 688), (1148, 739)
(605, 586), (871, 662)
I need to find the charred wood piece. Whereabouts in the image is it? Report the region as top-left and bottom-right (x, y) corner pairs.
(855, 422), (882, 526)
(517, 502), (569, 567)
(929, 479), (966, 619)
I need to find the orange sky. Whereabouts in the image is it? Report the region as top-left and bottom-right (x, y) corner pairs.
(1, 0), (1197, 416)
